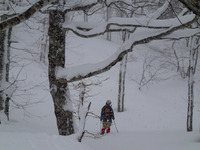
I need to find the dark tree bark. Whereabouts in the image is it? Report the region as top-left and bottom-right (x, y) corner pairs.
(106, 7), (111, 41)
(0, 15), (12, 122)
(0, 0), (56, 31)
(118, 54), (127, 112)
(4, 27), (12, 121)
(186, 36), (199, 132)
(187, 63), (194, 132)
(0, 26), (5, 115)
(178, 0), (200, 16)
(48, 10), (74, 135)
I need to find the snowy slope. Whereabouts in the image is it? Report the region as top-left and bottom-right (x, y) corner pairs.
(0, 18), (200, 150)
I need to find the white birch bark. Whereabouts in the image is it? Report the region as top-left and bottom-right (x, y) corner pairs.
(77, 83), (86, 142)
(118, 54), (128, 112)
(40, 17), (49, 64)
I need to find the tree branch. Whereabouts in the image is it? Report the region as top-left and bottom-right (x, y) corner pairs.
(178, 0), (200, 16)
(63, 16), (180, 38)
(64, 0), (102, 14)
(57, 15), (197, 82)
(0, 0), (56, 31)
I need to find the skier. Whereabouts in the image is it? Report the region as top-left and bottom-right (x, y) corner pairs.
(100, 100), (115, 135)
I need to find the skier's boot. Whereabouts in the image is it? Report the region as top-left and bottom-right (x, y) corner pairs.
(106, 128), (110, 133)
(101, 128), (105, 135)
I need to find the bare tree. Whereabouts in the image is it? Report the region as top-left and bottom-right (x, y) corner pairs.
(71, 79), (106, 141)
(118, 54), (127, 112)
(75, 82), (91, 142)
(117, 1), (128, 112)
(0, 13), (13, 123)
(0, 0), (51, 124)
(0, 0), (56, 31)
(186, 36), (199, 132)
(161, 35), (200, 132)
(117, 0), (171, 111)
(172, 40), (188, 79)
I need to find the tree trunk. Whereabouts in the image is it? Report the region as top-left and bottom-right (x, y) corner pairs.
(106, 7), (111, 41)
(40, 17), (49, 64)
(187, 65), (194, 132)
(118, 29), (129, 112)
(0, 0), (56, 31)
(4, 27), (12, 121)
(84, 10), (88, 22)
(0, 25), (5, 118)
(118, 54), (128, 112)
(178, 0), (200, 16)
(186, 36), (198, 132)
(77, 82), (91, 142)
(0, 15), (12, 122)
(48, 9), (74, 135)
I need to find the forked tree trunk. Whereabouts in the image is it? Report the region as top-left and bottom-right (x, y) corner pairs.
(48, 9), (74, 135)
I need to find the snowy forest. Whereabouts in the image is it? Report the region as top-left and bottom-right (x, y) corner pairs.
(0, 0), (200, 150)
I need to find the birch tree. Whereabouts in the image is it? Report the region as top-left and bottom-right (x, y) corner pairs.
(75, 82), (92, 142)
(0, 16), (12, 122)
(170, 36), (200, 132)
(117, 1), (128, 112)
(40, 17), (49, 64)
(0, 1), (17, 123)
(0, 0), (55, 124)
(0, 0), (56, 31)
(186, 36), (199, 132)
(117, 0), (172, 112)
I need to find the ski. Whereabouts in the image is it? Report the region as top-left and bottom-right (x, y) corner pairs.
(93, 132), (111, 138)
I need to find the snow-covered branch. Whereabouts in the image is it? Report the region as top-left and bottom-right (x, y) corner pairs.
(64, 0), (101, 14)
(57, 14), (197, 82)
(63, 15), (191, 38)
(0, 0), (56, 31)
(162, 28), (200, 40)
(147, 0), (171, 19)
(178, 0), (200, 16)
(63, 0), (171, 37)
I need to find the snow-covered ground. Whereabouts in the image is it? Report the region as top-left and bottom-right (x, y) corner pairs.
(0, 16), (200, 150)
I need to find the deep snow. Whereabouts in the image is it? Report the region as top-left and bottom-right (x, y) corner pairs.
(0, 13), (200, 150)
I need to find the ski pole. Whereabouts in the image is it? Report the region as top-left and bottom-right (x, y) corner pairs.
(113, 120), (119, 133)
(100, 120), (102, 131)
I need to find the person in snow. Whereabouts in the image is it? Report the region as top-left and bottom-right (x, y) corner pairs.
(100, 100), (115, 135)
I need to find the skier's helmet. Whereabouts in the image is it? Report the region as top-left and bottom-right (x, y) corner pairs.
(106, 100), (111, 105)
